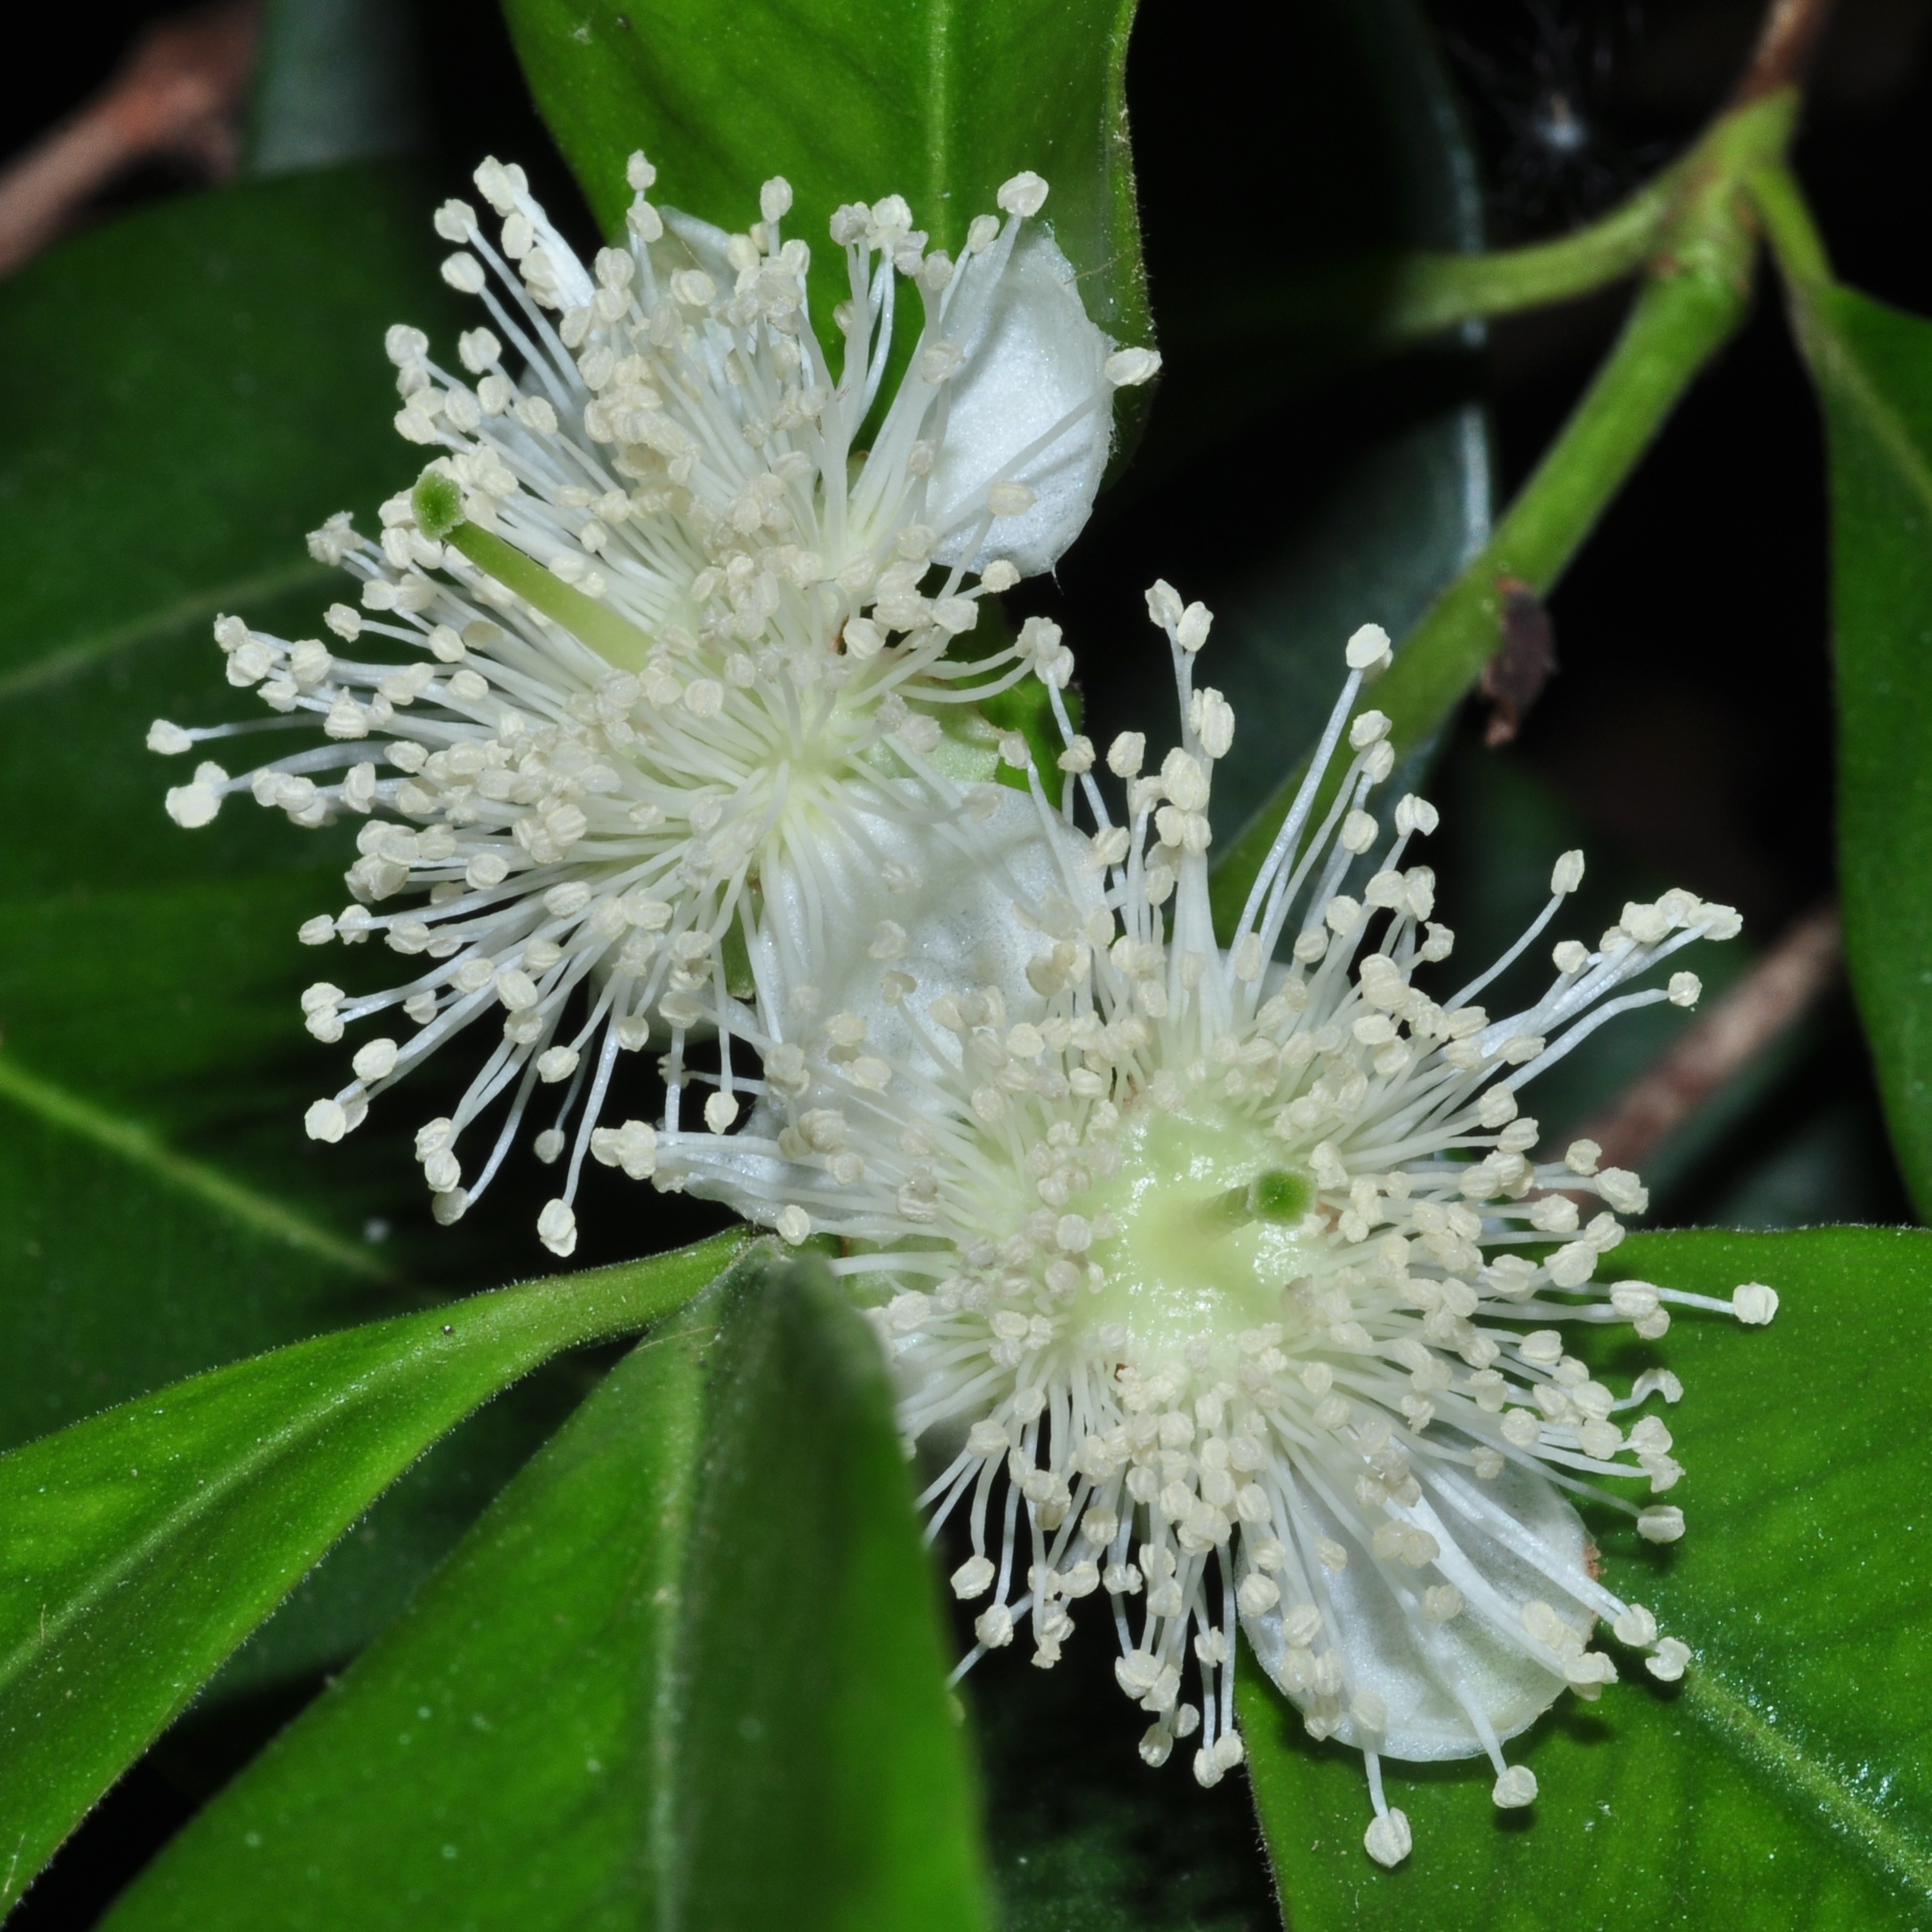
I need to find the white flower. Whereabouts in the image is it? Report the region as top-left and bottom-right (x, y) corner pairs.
(423, 149), (1146, 600)
(152, 153), (1158, 1256)
(665, 594), (1774, 1861)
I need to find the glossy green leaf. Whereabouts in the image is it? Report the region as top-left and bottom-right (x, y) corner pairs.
(674, 1259), (991, 1931)
(102, 1253), (992, 1932)
(0, 1230), (740, 1909)
(0, 161), (467, 1383)
(1802, 285), (1932, 1216)
(500, 0), (1148, 350)
(1242, 1226), (1932, 1930)
(0, 161), (654, 1694)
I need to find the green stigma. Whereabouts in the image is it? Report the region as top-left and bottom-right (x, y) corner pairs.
(1197, 1168), (1313, 1233)
(411, 469), (465, 540)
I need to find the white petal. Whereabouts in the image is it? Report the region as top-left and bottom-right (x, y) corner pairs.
(667, 793), (1100, 1226)
(756, 790), (1098, 1091)
(925, 226), (1114, 577)
(484, 175), (595, 313)
(660, 206), (740, 288)
(1241, 1461), (1587, 1763)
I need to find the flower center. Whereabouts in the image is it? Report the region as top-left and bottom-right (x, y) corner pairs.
(1085, 1099), (1324, 1364)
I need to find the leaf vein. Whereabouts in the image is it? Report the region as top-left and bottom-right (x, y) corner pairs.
(1687, 1667), (1932, 1898)
(0, 1350), (426, 1697)
(0, 559), (332, 706)
(926, 0), (951, 244)
(0, 1052), (390, 1281)
(1824, 326), (1932, 527)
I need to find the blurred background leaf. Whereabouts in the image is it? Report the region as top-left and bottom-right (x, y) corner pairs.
(101, 1255), (993, 1932)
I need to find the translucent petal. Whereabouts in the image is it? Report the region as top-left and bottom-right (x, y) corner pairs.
(753, 789), (1097, 1088)
(926, 227), (1114, 578)
(659, 206), (738, 287)
(1243, 1461), (1590, 1763)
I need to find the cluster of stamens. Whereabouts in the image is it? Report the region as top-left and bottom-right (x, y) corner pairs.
(151, 146), (1779, 1868)
(153, 152), (1152, 1251)
(659, 591), (1775, 1858)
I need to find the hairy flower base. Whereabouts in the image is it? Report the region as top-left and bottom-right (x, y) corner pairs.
(664, 595), (1778, 1862)
(150, 149), (1156, 1253)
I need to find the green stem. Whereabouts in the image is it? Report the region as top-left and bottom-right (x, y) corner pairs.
(1172, 200), (1666, 358)
(1179, 93), (1796, 352)
(1376, 178), (1675, 342)
(1749, 159), (1833, 301)
(1210, 151), (1764, 935)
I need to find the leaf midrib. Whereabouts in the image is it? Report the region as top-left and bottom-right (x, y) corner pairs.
(1822, 304), (1932, 530)
(925, 0), (953, 244)
(1685, 1665), (1932, 1898)
(0, 1284), (629, 1704)
(0, 558), (332, 707)
(0, 1349), (419, 1701)
(0, 559), (359, 1287)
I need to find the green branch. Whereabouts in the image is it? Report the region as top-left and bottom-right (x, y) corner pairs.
(1177, 91), (1797, 358)
(1384, 89), (1795, 341)
(1209, 118), (1774, 934)
(1167, 191), (1666, 359)
(1375, 188), (1669, 341)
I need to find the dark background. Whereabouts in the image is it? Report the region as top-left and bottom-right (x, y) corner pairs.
(4, 0), (1926, 1924)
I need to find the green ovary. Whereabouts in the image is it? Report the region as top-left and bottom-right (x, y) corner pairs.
(1084, 1101), (1325, 1364)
